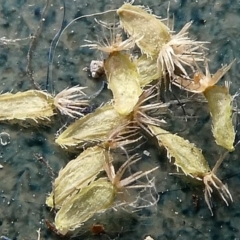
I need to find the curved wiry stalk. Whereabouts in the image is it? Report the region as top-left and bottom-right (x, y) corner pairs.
(104, 122), (141, 150)
(104, 154), (158, 190)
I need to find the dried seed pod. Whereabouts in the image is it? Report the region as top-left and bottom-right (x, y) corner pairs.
(204, 84), (235, 151)
(54, 178), (116, 235)
(0, 90), (55, 125)
(104, 52), (142, 115)
(148, 125), (233, 215)
(117, 3), (170, 56)
(55, 103), (129, 149)
(46, 146), (108, 209)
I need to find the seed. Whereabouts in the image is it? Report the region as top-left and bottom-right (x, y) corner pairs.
(148, 125), (210, 179)
(54, 178), (116, 235)
(0, 90), (55, 125)
(134, 54), (161, 86)
(204, 84), (235, 151)
(117, 3), (170, 56)
(104, 52), (142, 115)
(148, 125), (233, 215)
(46, 146), (108, 209)
(55, 103), (129, 149)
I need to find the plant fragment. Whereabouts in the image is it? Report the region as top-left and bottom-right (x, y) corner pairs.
(54, 86), (90, 118)
(104, 154), (158, 190)
(129, 86), (168, 134)
(103, 122), (141, 150)
(158, 21), (207, 80)
(83, 32), (135, 54)
(148, 125), (210, 179)
(117, 3), (206, 82)
(173, 60), (235, 93)
(173, 59), (235, 150)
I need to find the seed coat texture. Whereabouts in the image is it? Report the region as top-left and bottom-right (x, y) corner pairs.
(117, 3), (170, 56)
(46, 146), (107, 209)
(0, 90), (54, 123)
(55, 103), (128, 149)
(148, 125), (210, 179)
(204, 85), (235, 151)
(104, 52), (143, 115)
(134, 54), (161, 86)
(55, 178), (116, 235)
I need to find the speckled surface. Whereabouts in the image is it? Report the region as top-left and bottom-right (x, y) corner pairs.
(0, 0), (240, 239)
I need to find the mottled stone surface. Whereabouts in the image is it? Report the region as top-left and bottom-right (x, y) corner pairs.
(0, 0), (240, 239)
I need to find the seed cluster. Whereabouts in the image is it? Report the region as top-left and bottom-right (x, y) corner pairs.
(48, 2), (236, 233)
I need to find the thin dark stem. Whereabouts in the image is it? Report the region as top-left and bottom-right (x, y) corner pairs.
(26, 0), (50, 90)
(46, 0), (66, 93)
